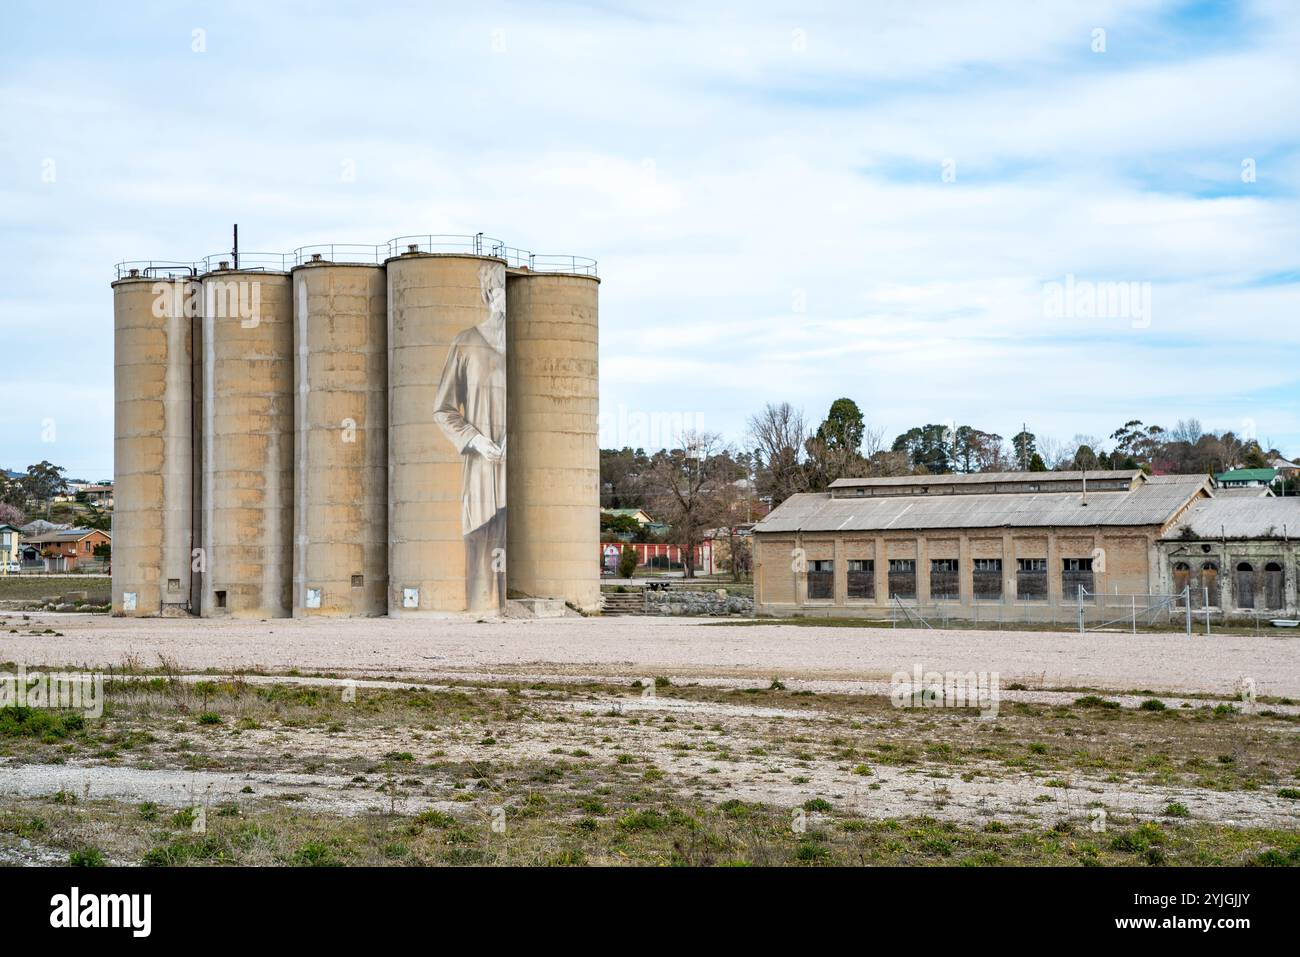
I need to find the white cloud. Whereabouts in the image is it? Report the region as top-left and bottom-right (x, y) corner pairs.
(0, 0), (1296, 474)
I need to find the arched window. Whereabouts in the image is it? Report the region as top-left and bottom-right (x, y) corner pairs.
(1264, 562), (1284, 609)
(1172, 562), (1191, 606)
(1235, 562), (1255, 609)
(1200, 562), (1220, 607)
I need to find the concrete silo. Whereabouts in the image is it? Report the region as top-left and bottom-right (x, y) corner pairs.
(291, 256), (387, 616)
(505, 270), (601, 612)
(111, 271), (196, 615)
(386, 247), (508, 615)
(198, 266), (294, 617)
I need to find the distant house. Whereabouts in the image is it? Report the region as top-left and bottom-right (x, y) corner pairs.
(602, 507), (655, 526)
(53, 482), (115, 507)
(1272, 457), (1299, 480)
(1215, 468), (1277, 489)
(0, 523), (20, 569)
(20, 528), (110, 572)
(601, 507), (670, 536)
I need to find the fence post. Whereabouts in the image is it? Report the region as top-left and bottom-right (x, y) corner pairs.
(1184, 587), (1192, 636)
(1077, 585), (1084, 634)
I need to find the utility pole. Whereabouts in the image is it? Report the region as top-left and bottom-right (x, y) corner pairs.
(233, 224), (239, 270)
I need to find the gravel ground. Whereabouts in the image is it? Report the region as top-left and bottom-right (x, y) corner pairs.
(2, 611), (1296, 698)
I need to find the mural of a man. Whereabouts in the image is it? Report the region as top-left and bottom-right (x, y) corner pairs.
(433, 263), (507, 611)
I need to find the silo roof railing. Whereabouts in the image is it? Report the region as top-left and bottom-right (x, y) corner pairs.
(382, 235), (597, 274)
(117, 233), (597, 279)
(199, 251), (294, 273)
(114, 260), (199, 280)
(386, 234), (510, 259)
(292, 244), (388, 266)
(526, 253), (598, 276)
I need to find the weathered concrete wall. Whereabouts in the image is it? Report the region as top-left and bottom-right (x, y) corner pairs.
(387, 253), (507, 615)
(1158, 539), (1300, 615)
(292, 263), (388, 617)
(505, 272), (601, 613)
(111, 276), (194, 615)
(200, 270), (294, 618)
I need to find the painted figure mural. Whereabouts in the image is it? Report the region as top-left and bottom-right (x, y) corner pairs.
(433, 263), (507, 611)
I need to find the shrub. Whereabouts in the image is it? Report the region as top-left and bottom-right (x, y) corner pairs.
(618, 545), (638, 579)
(69, 847), (105, 867)
(1074, 696), (1120, 710)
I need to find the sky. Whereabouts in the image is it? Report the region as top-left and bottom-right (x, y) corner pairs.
(1, 0), (1297, 480)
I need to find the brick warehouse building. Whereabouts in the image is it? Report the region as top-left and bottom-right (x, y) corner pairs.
(752, 470), (1300, 621)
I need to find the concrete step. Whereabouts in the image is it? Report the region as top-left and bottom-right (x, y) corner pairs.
(600, 592), (647, 615)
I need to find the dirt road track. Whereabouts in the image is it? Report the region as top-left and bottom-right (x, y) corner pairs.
(3, 612), (1295, 698)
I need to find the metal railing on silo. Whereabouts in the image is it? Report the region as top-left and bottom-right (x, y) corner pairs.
(527, 253), (598, 276)
(198, 251), (294, 273)
(385, 234), (509, 259)
(113, 260), (199, 280)
(291, 244), (389, 266)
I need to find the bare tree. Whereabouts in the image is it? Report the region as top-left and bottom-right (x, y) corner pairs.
(643, 431), (735, 578)
(1036, 435), (1070, 470)
(746, 402), (809, 508)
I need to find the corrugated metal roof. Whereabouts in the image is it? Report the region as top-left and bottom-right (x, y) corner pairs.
(755, 474), (1209, 534)
(1213, 486), (1273, 499)
(828, 469), (1141, 488)
(1171, 497), (1300, 539)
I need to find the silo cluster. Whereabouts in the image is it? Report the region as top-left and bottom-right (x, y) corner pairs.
(111, 235), (599, 619)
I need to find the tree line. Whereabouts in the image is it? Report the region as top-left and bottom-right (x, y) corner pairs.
(601, 401), (1295, 572)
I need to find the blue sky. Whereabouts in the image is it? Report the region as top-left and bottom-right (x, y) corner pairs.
(1, 0), (1297, 478)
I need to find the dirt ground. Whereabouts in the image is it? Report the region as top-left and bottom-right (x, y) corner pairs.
(2, 612), (1296, 866)
(3, 611), (1296, 698)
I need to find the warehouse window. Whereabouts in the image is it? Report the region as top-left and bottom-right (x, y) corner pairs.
(1062, 557), (1094, 600)
(847, 559), (874, 599)
(1016, 558), (1047, 601)
(1200, 562), (1220, 607)
(973, 558), (1002, 600)
(1172, 561), (1191, 605)
(930, 558), (959, 600)
(1264, 562), (1284, 609)
(888, 559), (916, 599)
(1235, 562), (1255, 609)
(807, 560), (834, 600)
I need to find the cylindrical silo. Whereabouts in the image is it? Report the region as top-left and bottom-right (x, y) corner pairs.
(199, 268), (294, 618)
(387, 251), (508, 615)
(111, 272), (195, 616)
(291, 259), (387, 616)
(505, 271), (600, 612)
